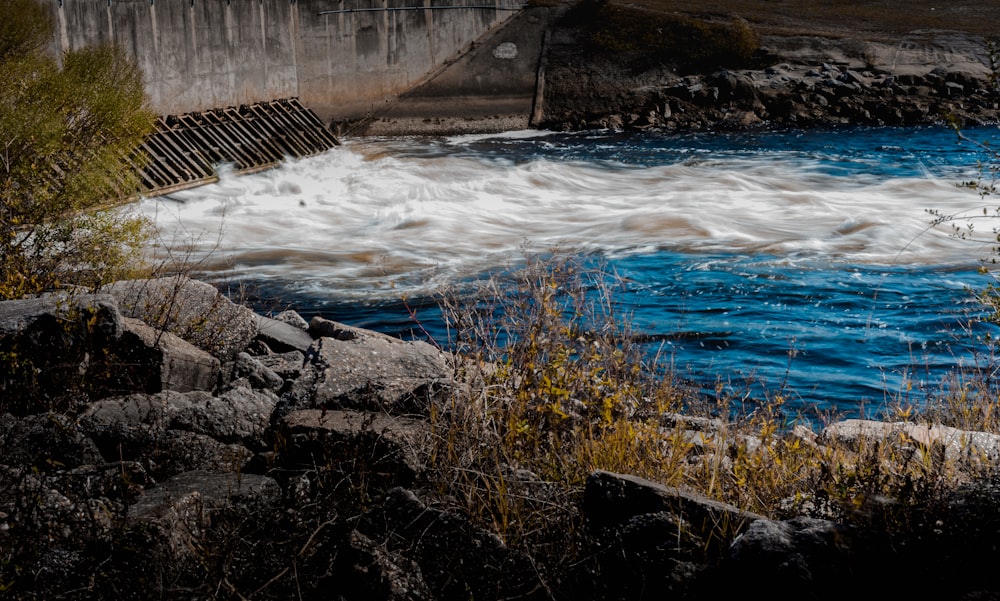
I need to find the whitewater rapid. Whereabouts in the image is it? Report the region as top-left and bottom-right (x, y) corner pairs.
(134, 129), (993, 300)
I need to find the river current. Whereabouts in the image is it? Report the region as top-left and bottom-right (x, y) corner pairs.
(136, 125), (1000, 420)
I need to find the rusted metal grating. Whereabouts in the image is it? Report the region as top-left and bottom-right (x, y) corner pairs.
(138, 98), (340, 198)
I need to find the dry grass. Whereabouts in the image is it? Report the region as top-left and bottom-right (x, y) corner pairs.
(424, 252), (1000, 558)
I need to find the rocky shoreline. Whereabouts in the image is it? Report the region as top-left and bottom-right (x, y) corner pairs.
(5, 277), (1000, 599)
(354, 0), (999, 137)
(536, 4), (1000, 133)
(5, 1), (1000, 597)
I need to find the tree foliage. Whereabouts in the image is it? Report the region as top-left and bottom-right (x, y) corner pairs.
(1, 0), (156, 299)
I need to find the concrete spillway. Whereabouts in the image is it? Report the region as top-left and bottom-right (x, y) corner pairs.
(50, 0), (559, 194)
(49, 0), (525, 124)
(137, 97), (340, 198)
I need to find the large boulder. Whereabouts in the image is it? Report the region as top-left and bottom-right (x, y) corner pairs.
(822, 419), (1000, 471)
(118, 317), (221, 394)
(102, 277), (259, 360)
(81, 388), (276, 448)
(0, 291), (226, 412)
(0, 457), (150, 598)
(1, 294), (211, 402)
(126, 470), (280, 564)
(298, 316), (454, 414)
(79, 388), (276, 478)
(0, 413), (102, 472)
(275, 409), (432, 492)
(330, 530), (435, 601)
(584, 470), (763, 539)
(726, 516), (855, 601)
(0, 293), (123, 413)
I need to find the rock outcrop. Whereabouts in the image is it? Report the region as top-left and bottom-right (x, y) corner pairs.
(540, 6), (1000, 132)
(5, 278), (1000, 599)
(0, 278), (471, 599)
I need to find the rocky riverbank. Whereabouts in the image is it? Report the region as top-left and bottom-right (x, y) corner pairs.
(538, 1), (1000, 132)
(352, 0), (999, 137)
(5, 276), (1000, 599)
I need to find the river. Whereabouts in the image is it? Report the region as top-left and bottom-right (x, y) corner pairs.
(135, 125), (1000, 420)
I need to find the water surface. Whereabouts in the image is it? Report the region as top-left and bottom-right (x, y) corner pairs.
(136, 125), (1000, 419)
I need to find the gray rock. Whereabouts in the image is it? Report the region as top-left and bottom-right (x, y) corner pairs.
(840, 69), (867, 85)
(711, 70), (758, 103)
(188, 386), (278, 444)
(232, 351), (284, 391)
(584, 470), (764, 542)
(660, 412), (724, 432)
(256, 349), (306, 380)
(728, 517), (854, 599)
(822, 419), (1000, 469)
(582, 468), (767, 597)
(0, 413), (102, 471)
(277, 409), (431, 489)
(0, 293), (124, 410)
(305, 317), (453, 414)
(945, 81), (966, 95)
(0, 290), (225, 405)
(254, 313), (314, 353)
(102, 277), (258, 360)
(81, 387), (277, 454)
(127, 470), (280, 562)
(586, 509), (712, 600)
(359, 487), (549, 601)
(120, 317), (221, 394)
(0, 292), (120, 337)
(0, 460), (149, 565)
(334, 530), (434, 601)
(0, 467), (120, 545)
(309, 316), (386, 342)
(274, 309), (310, 331)
(144, 429), (254, 475)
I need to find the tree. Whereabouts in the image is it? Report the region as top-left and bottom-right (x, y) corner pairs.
(0, 0), (156, 300)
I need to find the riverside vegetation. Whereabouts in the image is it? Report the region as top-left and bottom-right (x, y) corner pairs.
(6, 0), (1000, 599)
(0, 0), (155, 300)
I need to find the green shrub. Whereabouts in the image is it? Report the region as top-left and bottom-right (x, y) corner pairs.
(0, 0), (156, 300)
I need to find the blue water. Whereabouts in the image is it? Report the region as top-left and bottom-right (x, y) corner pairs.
(410, 126), (988, 177)
(144, 125), (1000, 421)
(270, 252), (992, 420)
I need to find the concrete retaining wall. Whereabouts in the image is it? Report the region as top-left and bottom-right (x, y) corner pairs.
(48, 0), (522, 122)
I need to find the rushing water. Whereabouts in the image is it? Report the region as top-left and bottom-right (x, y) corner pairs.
(135, 125), (1000, 420)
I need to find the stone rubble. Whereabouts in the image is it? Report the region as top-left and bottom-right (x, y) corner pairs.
(4, 278), (1000, 598)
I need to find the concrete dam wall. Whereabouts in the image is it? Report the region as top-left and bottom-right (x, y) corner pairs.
(47, 0), (524, 123)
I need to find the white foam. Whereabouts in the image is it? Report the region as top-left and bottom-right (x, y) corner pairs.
(133, 138), (987, 297)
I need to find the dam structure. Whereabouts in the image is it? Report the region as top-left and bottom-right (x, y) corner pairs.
(47, 0), (548, 194)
